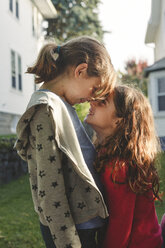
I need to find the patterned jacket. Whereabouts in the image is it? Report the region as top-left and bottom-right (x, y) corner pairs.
(15, 91), (109, 248)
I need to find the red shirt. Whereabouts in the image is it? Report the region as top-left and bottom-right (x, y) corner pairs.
(101, 161), (162, 248)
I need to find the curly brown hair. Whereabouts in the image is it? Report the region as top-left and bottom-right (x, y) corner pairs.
(95, 84), (162, 199)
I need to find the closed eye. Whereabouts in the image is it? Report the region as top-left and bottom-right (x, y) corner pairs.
(92, 86), (99, 95)
(91, 99), (107, 106)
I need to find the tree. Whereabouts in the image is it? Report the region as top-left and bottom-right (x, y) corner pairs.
(118, 59), (148, 96)
(46, 0), (105, 42)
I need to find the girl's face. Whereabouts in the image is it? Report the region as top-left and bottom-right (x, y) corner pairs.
(62, 63), (101, 105)
(64, 76), (101, 105)
(85, 95), (121, 139)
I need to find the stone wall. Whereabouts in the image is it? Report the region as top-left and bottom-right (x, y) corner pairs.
(0, 138), (27, 184)
(0, 111), (20, 135)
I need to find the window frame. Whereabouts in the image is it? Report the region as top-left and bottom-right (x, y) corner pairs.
(10, 49), (23, 92)
(157, 77), (165, 111)
(153, 72), (165, 115)
(15, 0), (19, 19)
(17, 54), (22, 91)
(9, 0), (13, 12)
(11, 50), (16, 89)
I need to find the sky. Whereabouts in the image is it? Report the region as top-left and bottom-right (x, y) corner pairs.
(98, 0), (154, 72)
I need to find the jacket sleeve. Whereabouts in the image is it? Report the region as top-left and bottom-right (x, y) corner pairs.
(29, 104), (81, 248)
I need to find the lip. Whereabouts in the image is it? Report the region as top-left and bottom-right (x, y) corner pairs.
(79, 98), (91, 103)
(80, 98), (87, 103)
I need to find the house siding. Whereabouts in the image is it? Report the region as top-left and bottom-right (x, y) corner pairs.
(155, 0), (165, 60)
(145, 0), (165, 140)
(0, 0), (56, 134)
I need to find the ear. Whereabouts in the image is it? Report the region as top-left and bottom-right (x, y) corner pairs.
(74, 63), (88, 78)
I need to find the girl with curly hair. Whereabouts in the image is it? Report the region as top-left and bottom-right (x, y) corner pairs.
(85, 84), (163, 248)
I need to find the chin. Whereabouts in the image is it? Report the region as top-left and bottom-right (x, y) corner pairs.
(84, 115), (93, 126)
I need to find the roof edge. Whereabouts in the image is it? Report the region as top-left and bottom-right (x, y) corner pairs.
(33, 0), (57, 19)
(145, 0), (161, 44)
(144, 57), (165, 77)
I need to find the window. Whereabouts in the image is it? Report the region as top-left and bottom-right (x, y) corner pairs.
(157, 77), (165, 111)
(32, 9), (35, 36)
(16, 0), (19, 19)
(9, 0), (19, 19)
(10, 50), (22, 91)
(11, 50), (16, 88)
(9, 0), (13, 12)
(164, 12), (165, 50)
(18, 55), (22, 90)
(32, 6), (41, 38)
(32, 7), (38, 37)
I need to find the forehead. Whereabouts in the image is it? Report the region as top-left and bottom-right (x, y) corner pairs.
(91, 80), (115, 101)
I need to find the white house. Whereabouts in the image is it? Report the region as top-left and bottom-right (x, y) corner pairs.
(0, 0), (56, 134)
(144, 0), (165, 148)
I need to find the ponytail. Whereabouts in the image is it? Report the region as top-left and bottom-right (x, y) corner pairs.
(26, 36), (116, 95)
(26, 43), (60, 84)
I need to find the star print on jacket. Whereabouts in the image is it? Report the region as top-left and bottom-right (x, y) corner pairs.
(38, 206), (43, 213)
(27, 154), (32, 160)
(64, 211), (71, 217)
(52, 234), (57, 240)
(48, 135), (54, 141)
(95, 197), (100, 203)
(36, 144), (43, 151)
(51, 181), (58, 188)
(39, 190), (46, 198)
(48, 155), (56, 163)
(60, 225), (67, 231)
(65, 244), (73, 248)
(85, 186), (91, 192)
(53, 201), (61, 208)
(39, 170), (46, 178)
(36, 124), (43, 132)
(32, 184), (37, 191)
(77, 202), (86, 209)
(23, 118), (29, 124)
(46, 216), (52, 223)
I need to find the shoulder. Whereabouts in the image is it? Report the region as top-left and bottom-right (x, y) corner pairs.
(27, 91), (62, 109)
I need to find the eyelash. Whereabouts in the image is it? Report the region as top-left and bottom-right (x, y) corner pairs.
(95, 99), (107, 106)
(92, 87), (98, 94)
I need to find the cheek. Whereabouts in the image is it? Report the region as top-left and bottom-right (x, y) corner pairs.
(96, 110), (110, 126)
(85, 84), (93, 93)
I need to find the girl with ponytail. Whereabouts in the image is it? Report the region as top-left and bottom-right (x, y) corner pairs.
(15, 36), (116, 248)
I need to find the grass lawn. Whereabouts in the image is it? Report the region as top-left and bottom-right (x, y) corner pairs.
(0, 175), (45, 248)
(0, 152), (165, 248)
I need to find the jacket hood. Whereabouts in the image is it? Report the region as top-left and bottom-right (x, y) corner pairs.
(14, 91), (96, 183)
(14, 104), (40, 161)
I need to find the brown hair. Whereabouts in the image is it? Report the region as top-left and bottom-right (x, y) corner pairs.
(26, 36), (116, 98)
(95, 84), (161, 199)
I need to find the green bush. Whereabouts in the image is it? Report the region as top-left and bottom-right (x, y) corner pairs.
(0, 135), (17, 150)
(75, 102), (90, 122)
